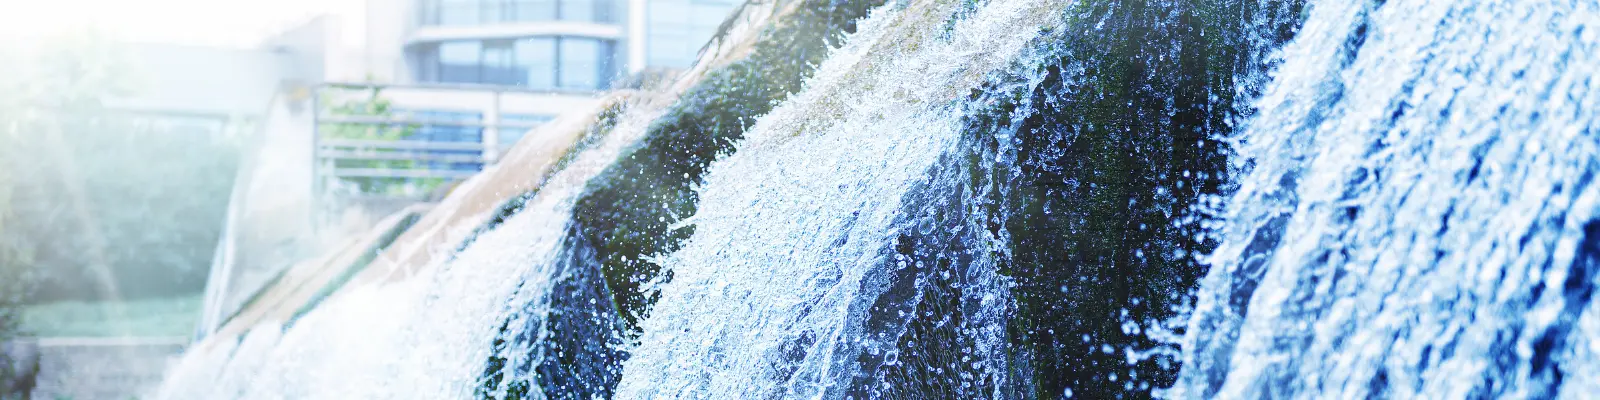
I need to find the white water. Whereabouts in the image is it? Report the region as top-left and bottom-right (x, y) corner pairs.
(617, 0), (1062, 396)
(1175, 0), (1600, 398)
(154, 0), (1600, 398)
(158, 0), (1068, 396)
(201, 93), (318, 337)
(154, 94), (671, 399)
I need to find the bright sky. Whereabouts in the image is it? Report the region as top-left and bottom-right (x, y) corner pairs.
(0, 0), (361, 47)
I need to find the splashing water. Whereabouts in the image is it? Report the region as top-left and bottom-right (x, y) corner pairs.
(1175, 0), (1600, 398)
(154, 93), (673, 398)
(152, 0), (1600, 398)
(616, 0), (1064, 396)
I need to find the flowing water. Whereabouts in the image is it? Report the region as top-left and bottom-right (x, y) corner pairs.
(157, 0), (1600, 398)
(1174, 0), (1600, 398)
(155, 92), (674, 398)
(615, 0), (1060, 396)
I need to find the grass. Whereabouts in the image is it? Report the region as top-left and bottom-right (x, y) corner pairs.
(20, 294), (202, 338)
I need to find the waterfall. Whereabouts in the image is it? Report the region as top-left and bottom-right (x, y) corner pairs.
(153, 92), (675, 398)
(154, 0), (1600, 398)
(616, 0), (1063, 396)
(1175, 0), (1600, 398)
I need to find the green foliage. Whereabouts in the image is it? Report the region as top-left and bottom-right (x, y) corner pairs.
(322, 90), (413, 141)
(477, 1), (890, 397)
(886, 1), (1308, 398)
(10, 119), (240, 302)
(471, 0), (1311, 397)
(453, 100), (628, 255)
(317, 89), (442, 195)
(572, 0), (888, 340)
(999, 2), (1302, 396)
(0, 35), (241, 306)
(0, 153), (27, 344)
(841, 1), (1310, 398)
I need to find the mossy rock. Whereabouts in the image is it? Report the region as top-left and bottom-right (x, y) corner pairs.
(848, 0), (1308, 398)
(476, 0), (889, 398)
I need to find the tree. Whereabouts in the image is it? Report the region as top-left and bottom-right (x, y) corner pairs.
(317, 87), (440, 195)
(0, 32), (242, 309)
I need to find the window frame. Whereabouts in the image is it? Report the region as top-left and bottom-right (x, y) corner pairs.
(417, 37), (617, 90)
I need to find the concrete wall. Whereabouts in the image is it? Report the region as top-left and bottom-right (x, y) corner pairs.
(109, 42), (296, 118)
(29, 338), (186, 400)
(260, 17), (332, 86)
(362, 0), (414, 83)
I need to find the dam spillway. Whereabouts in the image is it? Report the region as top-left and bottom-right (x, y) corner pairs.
(158, 0), (1600, 398)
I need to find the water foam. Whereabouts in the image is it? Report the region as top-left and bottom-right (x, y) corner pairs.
(1176, 0), (1600, 397)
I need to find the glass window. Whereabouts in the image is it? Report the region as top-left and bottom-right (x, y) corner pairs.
(438, 41), (483, 83)
(648, 28), (692, 68)
(417, 50), (439, 82)
(509, 0), (557, 22)
(558, 38), (602, 90)
(482, 0), (506, 23)
(516, 38), (558, 90)
(401, 109), (484, 171)
(645, 0), (740, 68)
(482, 41), (518, 85)
(419, 37), (614, 90)
(558, 0), (614, 23)
(436, 0), (481, 25)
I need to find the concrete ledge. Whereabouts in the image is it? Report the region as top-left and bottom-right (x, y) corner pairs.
(28, 337), (187, 400)
(34, 337), (190, 348)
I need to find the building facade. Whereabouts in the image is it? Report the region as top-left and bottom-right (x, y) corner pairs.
(357, 0), (741, 92)
(302, 0), (743, 170)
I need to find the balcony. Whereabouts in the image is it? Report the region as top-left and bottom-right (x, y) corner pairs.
(311, 82), (599, 198)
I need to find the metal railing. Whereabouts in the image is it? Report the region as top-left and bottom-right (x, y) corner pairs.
(310, 82), (570, 197)
(316, 139), (499, 180)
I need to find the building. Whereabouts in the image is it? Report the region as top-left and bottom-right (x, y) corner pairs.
(192, 0), (747, 344)
(11, 40), (305, 400)
(4, 4), (747, 398)
(356, 0), (743, 90)
(283, 0), (746, 183)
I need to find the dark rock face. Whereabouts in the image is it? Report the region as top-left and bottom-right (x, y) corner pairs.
(566, 0), (889, 337)
(472, 0), (1312, 398)
(475, 0), (888, 398)
(848, 0), (1309, 398)
(477, 234), (627, 400)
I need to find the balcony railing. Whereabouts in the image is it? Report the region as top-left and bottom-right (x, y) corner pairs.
(311, 82), (578, 197)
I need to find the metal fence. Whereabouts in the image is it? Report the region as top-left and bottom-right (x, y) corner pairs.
(310, 82), (583, 197)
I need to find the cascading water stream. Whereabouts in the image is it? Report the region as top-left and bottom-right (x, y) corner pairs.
(151, 0), (1600, 398)
(616, 0), (1064, 395)
(153, 94), (676, 398)
(1175, 0), (1600, 398)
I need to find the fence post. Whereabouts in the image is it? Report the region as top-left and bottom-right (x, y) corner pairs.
(309, 85), (322, 235)
(483, 90), (502, 165)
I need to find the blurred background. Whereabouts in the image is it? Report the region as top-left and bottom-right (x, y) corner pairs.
(0, 0), (740, 397)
